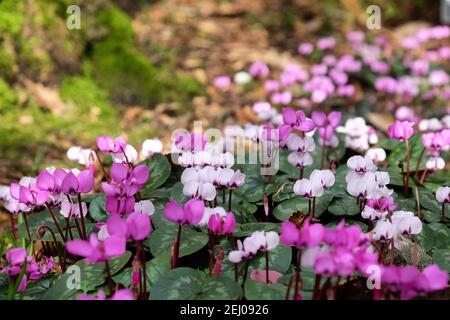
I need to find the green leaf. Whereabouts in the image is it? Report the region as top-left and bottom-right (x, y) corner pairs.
(433, 249), (450, 273)
(244, 280), (286, 300)
(89, 195), (109, 222)
(387, 134), (426, 172)
(250, 246), (292, 273)
(326, 220), (368, 232)
(41, 252), (131, 300)
(328, 196), (360, 216)
(417, 224), (436, 253)
(147, 226), (209, 258)
(235, 223), (280, 237)
(273, 192), (333, 221)
(140, 154), (172, 197)
(418, 188), (441, 213)
(150, 267), (242, 300)
(113, 252), (171, 289)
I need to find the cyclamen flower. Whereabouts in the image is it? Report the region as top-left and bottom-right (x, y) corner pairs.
(96, 136), (127, 153)
(217, 168), (245, 189)
(163, 198), (205, 225)
(10, 177), (48, 207)
(112, 144), (138, 164)
(372, 211), (422, 240)
(281, 220), (325, 248)
(141, 138), (163, 158)
(436, 186), (450, 203)
(366, 148), (386, 164)
(346, 155), (378, 176)
(387, 121), (415, 141)
(181, 167), (217, 201)
(228, 231), (279, 263)
(67, 146), (96, 167)
(278, 108), (315, 141)
(208, 211), (236, 235)
(293, 178), (324, 198)
(310, 169), (335, 189)
(249, 61), (269, 78)
(66, 232), (126, 263)
(234, 71), (251, 85)
(134, 200), (155, 216)
(381, 264), (448, 300)
(102, 163), (149, 215)
(213, 75), (231, 89)
(175, 132), (208, 152)
(78, 289), (134, 300)
(60, 200), (88, 219)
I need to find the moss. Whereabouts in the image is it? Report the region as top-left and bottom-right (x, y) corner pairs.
(0, 0), (25, 38)
(0, 79), (18, 113)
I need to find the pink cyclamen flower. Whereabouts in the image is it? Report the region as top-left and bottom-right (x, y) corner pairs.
(10, 179), (48, 207)
(281, 220), (325, 248)
(61, 169), (95, 195)
(213, 75), (231, 89)
(298, 42), (313, 55)
(208, 212), (236, 235)
(278, 108), (315, 141)
(249, 61), (269, 78)
(387, 121), (415, 141)
(163, 198), (205, 225)
(66, 232), (126, 263)
(96, 136), (127, 153)
(77, 289), (135, 300)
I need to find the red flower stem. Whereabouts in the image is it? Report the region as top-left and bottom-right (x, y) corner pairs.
(228, 190), (233, 212)
(415, 147), (425, 178)
(77, 193), (87, 240)
(45, 203), (66, 242)
(265, 251), (269, 284)
(293, 248), (302, 300)
(222, 189), (226, 205)
(300, 167), (304, 179)
(208, 231), (215, 277)
(141, 241), (148, 298)
(229, 234), (238, 282)
(171, 224), (182, 269)
(241, 259), (250, 294)
(23, 212), (31, 242)
(420, 168), (428, 184)
(285, 272), (295, 300)
(9, 214), (16, 240)
(442, 203), (446, 224)
(404, 139), (410, 195)
(308, 198), (312, 217)
(104, 260), (114, 296)
(312, 274), (322, 300)
(390, 239), (395, 265)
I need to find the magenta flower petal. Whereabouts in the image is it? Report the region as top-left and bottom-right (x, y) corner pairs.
(328, 111), (342, 127)
(297, 119), (315, 132)
(184, 198), (205, 225)
(110, 163), (128, 183)
(61, 172), (79, 194)
(133, 165), (150, 185)
(77, 170), (94, 193)
(36, 170), (55, 192)
(282, 107), (297, 125)
(103, 236), (126, 258)
(278, 124), (292, 141)
(10, 183), (20, 200)
(126, 212), (151, 240)
(66, 239), (94, 258)
(163, 200), (185, 223)
(6, 248), (27, 266)
(280, 221), (299, 247)
(107, 214), (128, 237)
(312, 111), (327, 127)
(96, 136), (115, 152)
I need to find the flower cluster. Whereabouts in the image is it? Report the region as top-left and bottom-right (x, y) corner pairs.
(228, 231), (280, 263)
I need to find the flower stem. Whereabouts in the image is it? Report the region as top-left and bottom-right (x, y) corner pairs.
(441, 203), (446, 224)
(265, 251), (269, 284)
(320, 142), (326, 170)
(77, 193), (87, 240)
(228, 190), (233, 212)
(312, 274), (322, 300)
(390, 239), (395, 265)
(22, 212), (31, 242)
(285, 273), (295, 300)
(9, 214), (16, 240)
(293, 248), (302, 300)
(45, 203), (66, 242)
(229, 233), (238, 282)
(415, 147), (425, 178)
(104, 260), (114, 296)
(171, 224), (182, 269)
(404, 139), (410, 195)
(241, 259), (250, 294)
(208, 231), (215, 277)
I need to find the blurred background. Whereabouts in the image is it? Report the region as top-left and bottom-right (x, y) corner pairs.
(0, 0), (444, 183)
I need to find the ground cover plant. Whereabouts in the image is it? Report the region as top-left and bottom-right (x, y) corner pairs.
(0, 14), (449, 300)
